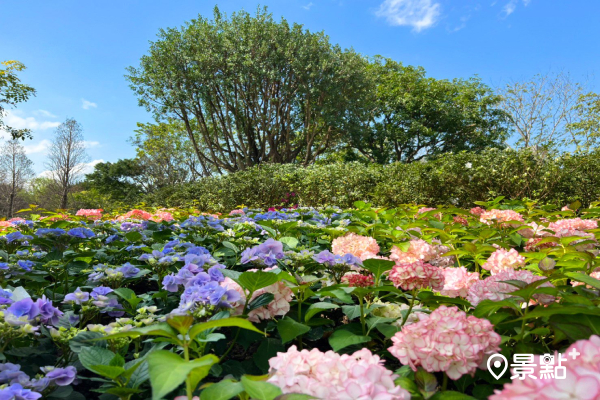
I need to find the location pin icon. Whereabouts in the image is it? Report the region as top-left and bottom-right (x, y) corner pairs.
(487, 354), (508, 380)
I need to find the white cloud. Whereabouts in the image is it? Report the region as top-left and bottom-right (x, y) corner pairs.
(33, 109), (57, 118)
(83, 140), (100, 148)
(81, 99), (97, 110)
(303, 2), (314, 10)
(38, 159), (104, 179)
(502, 0), (529, 17)
(502, 0), (517, 16)
(375, 0), (441, 32)
(2, 110), (60, 131)
(24, 139), (52, 155)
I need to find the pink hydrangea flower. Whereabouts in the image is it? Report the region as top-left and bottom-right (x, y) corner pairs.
(220, 269), (293, 323)
(440, 267), (480, 298)
(0, 221), (12, 228)
(118, 209), (153, 221)
(390, 239), (453, 267)
(548, 218), (598, 232)
(388, 305), (501, 380)
(75, 209), (103, 220)
(229, 209), (245, 216)
(470, 207), (485, 216)
(453, 216), (468, 226)
(467, 269), (555, 306)
(482, 248), (526, 275)
(491, 335), (600, 400)
(331, 232), (380, 261)
(480, 209), (524, 226)
(151, 211), (174, 222)
(389, 260), (445, 291)
(267, 345), (410, 399)
(341, 273), (374, 287)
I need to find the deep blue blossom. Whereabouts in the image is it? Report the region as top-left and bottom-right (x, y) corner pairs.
(67, 227), (95, 239)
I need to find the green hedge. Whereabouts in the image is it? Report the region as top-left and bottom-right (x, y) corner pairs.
(143, 149), (600, 211)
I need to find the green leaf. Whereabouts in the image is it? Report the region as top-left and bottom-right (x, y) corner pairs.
(240, 376), (282, 400)
(565, 272), (600, 290)
(277, 317), (310, 344)
(125, 231), (142, 242)
(473, 299), (520, 318)
(279, 237), (299, 249)
(248, 293), (275, 311)
(189, 354), (221, 394)
(189, 317), (264, 340)
(200, 379), (244, 400)
(362, 258), (395, 280)
(167, 314), (195, 334)
(98, 322), (179, 341)
(304, 302), (340, 322)
(89, 365), (125, 380)
(254, 338), (286, 373)
(79, 347), (117, 376)
(148, 351), (219, 400)
(430, 391), (477, 400)
(238, 271), (279, 293)
(328, 329), (371, 352)
(517, 305), (600, 321)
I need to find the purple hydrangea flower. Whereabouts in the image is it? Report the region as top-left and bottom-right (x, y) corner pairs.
(43, 366), (76, 386)
(5, 298), (40, 321)
(117, 263), (139, 278)
(35, 296), (63, 326)
(63, 288), (89, 305)
(91, 286), (113, 299)
(0, 383), (42, 400)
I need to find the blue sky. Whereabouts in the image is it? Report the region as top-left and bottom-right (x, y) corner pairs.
(1, 0), (599, 174)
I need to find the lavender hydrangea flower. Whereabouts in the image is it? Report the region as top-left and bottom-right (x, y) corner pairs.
(43, 366), (76, 386)
(91, 286), (113, 298)
(35, 296), (63, 326)
(17, 260), (34, 271)
(0, 383), (42, 400)
(0, 289), (13, 305)
(117, 263), (139, 278)
(5, 298), (40, 322)
(63, 288), (89, 305)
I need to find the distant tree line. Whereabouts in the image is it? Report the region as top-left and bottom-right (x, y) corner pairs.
(2, 6), (600, 215)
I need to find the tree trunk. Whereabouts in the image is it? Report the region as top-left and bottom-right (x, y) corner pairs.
(60, 187), (68, 209)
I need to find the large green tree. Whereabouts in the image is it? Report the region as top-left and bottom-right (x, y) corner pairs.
(126, 6), (370, 173)
(0, 61), (36, 140)
(352, 57), (508, 163)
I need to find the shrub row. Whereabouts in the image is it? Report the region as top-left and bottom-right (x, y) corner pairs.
(144, 149), (600, 211)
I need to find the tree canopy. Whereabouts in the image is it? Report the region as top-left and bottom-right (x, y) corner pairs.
(126, 6), (370, 173)
(0, 61), (36, 140)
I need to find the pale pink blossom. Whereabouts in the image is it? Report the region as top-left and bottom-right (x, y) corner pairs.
(389, 260), (445, 291)
(0, 221), (12, 228)
(150, 211), (174, 222)
(467, 269), (555, 306)
(117, 209), (153, 221)
(76, 209), (103, 220)
(388, 306), (501, 380)
(440, 267), (480, 298)
(220, 269), (293, 323)
(549, 218), (597, 232)
(470, 207), (485, 216)
(491, 335), (600, 400)
(229, 209), (245, 216)
(480, 209), (524, 226)
(332, 232), (380, 261)
(390, 239), (453, 267)
(482, 248), (526, 275)
(268, 345), (410, 399)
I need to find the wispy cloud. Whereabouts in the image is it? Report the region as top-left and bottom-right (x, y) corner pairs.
(1, 110), (60, 132)
(81, 99), (97, 110)
(501, 0), (530, 17)
(303, 2), (313, 10)
(33, 109), (57, 118)
(83, 140), (100, 148)
(375, 0), (441, 32)
(39, 159), (104, 178)
(24, 139), (52, 155)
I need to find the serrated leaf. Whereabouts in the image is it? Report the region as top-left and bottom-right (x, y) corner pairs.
(328, 329), (371, 352)
(277, 317), (310, 344)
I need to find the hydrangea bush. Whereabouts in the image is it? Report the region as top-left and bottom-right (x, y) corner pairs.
(0, 199), (599, 399)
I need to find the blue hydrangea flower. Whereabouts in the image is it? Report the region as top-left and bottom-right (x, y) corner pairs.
(67, 227), (95, 239)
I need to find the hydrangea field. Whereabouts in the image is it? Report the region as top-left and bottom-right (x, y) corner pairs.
(1, 200), (600, 400)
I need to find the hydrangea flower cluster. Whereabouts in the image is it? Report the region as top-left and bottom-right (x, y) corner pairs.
(313, 250), (362, 270)
(440, 267), (480, 298)
(548, 217), (598, 232)
(390, 239), (453, 267)
(480, 209), (524, 226)
(3, 296), (63, 330)
(372, 301), (429, 326)
(389, 260), (445, 291)
(0, 362), (76, 395)
(75, 209), (103, 220)
(240, 238), (285, 267)
(87, 263), (141, 283)
(467, 269), (555, 306)
(482, 248), (526, 275)
(341, 272), (374, 287)
(491, 335), (600, 400)
(221, 268), (293, 323)
(267, 345), (410, 399)
(388, 306), (501, 380)
(331, 232), (380, 260)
